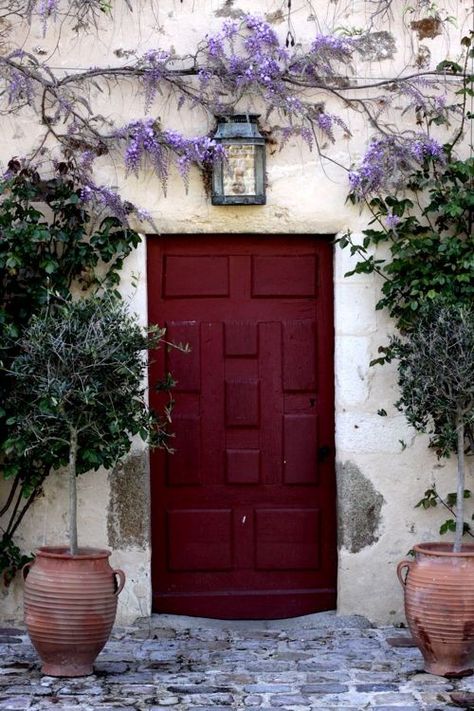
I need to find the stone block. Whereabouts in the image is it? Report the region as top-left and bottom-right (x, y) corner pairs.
(335, 336), (371, 406)
(336, 413), (415, 454)
(335, 285), (377, 336)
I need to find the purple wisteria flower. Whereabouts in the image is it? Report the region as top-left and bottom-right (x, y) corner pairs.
(284, 95), (303, 112)
(163, 130), (226, 179)
(280, 125), (314, 149)
(311, 34), (354, 55)
(309, 109), (350, 143)
(291, 34), (354, 79)
(141, 49), (171, 112)
(198, 15), (288, 100)
(79, 182), (129, 222)
(207, 35), (224, 59)
(385, 212), (400, 229)
(6, 69), (34, 106)
(122, 118), (164, 179)
(120, 118), (226, 190)
(196, 16), (352, 147)
(222, 20), (238, 40)
(38, 0), (59, 34)
(393, 78), (450, 124)
(79, 151), (95, 172)
(135, 206), (152, 222)
(79, 176), (153, 225)
(38, 0), (59, 16)
(349, 134), (445, 198)
(409, 136), (443, 162)
(243, 15), (280, 51)
(79, 184), (93, 203)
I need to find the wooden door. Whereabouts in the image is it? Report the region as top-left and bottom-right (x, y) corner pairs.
(147, 236), (336, 619)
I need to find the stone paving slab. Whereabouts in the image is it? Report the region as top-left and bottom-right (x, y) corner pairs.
(0, 612), (473, 710)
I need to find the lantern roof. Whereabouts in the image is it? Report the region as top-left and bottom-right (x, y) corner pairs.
(214, 114), (265, 142)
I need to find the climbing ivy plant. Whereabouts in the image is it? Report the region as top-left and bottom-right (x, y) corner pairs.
(339, 150), (474, 336)
(339, 39), (473, 334)
(337, 35), (474, 537)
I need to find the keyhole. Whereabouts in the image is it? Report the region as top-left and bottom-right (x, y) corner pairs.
(309, 398), (316, 407)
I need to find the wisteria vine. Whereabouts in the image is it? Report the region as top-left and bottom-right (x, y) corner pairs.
(0, 2), (469, 221)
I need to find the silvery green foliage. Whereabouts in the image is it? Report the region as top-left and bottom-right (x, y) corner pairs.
(392, 301), (474, 550)
(391, 302), (474, 457)
(5, 294), (172, 554)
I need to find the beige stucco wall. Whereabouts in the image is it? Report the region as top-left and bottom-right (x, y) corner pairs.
(0, 0), (471, 625)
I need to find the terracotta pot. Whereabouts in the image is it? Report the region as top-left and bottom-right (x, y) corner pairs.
(397, 542), (474, 677)
(23, 547), (125, 677)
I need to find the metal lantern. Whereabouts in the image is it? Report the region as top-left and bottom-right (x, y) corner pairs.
(212, 115), (266, 205)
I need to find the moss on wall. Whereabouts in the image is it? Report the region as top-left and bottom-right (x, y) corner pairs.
(337, 460), (385, 553)
(107, 453), (149, 550)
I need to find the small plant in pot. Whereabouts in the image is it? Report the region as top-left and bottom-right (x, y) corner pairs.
(395, 300), (474, 677)
(4, 293), (172, 677)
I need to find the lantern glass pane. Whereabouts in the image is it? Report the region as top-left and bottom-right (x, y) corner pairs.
(223, 143), (256, 196)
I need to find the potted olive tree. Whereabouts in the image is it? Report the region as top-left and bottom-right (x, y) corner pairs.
(4, 294), (172, 677)
(395, 301), (474, 676)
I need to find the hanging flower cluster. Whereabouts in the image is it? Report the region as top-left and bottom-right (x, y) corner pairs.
(80, 183), (131, 221)
(348, 134), (445, 198)
(291, 34), (355, 79)
(38, 0), (59, 34)
(383, 78), (451, 128)
(140, 50), (172, 113)
(163, 130), (227, 183)
(120, 118), (226, 190)
(38, 0), (59, 14)
(314, 110), (350, 142)
(3, 51), (35, 108)
(192, 15), (355, 145)
(27, 0), (115, 33)
(197, 16), (289, 99)
(75, 151), (146, 223)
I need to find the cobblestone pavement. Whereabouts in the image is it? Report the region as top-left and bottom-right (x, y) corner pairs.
(1, 612), (474, 711)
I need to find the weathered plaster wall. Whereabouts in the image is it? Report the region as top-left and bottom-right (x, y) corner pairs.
(0, 0), (471, 625)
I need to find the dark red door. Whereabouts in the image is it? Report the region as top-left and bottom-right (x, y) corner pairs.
(148, 236), (336, 619)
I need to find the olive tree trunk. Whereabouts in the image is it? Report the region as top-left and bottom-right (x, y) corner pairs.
(69, 427), (79, 556)
(454, 409), (465, 553)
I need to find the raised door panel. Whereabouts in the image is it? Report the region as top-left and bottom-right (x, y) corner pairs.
(255, 509), (321, 570)
(252, 255), (317, 297)
(163, 256), (229, 297)
(167, 510), (233, 571)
